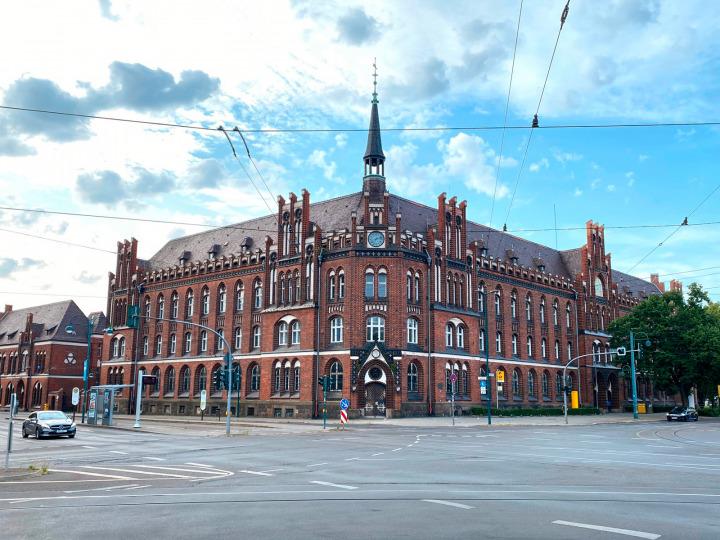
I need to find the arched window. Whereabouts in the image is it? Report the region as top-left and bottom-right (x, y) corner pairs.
(150, 367), (160, 395)
(328, 271), (336, 300)
(235, 281), (244, 312)
(171, 292), (179, 319)
(566, 302), (572, 327)
(478, 284), (486, 312)
(494, 289), (501, 316)
(526, 294), (532, 321)
(330, 317), (343, 344)
(169, 333), (176, 355)
(253, 279), (262, 309)
(218, 285), (227, 313)
(510, 291), (517, 318)
(283, 362), (291, 391)
(512, 334), (518, 356)
(179, 366), (190, 394)
(200, 330), (208, 352)
(291, 321), (300, 345)
(406, 272), (412, 300)
(364, 269), (375, 298)
(216, 329), (225, 351)
(527, 336), (533, 357)
(479, 329), (486, 351)
(595, 275), (604, 297)
(252, 326), (261, 349)
(184, 332), (192, 354)
(31, 382), (42, 407)
(567, 341), (573, 361)
(338, 271), (345, 299)
(144, 296), (151, 318)
(496, 332), (502, 354)
(250, 364), (260, 392)
(155, 335), (162, 356)
(407, 362), (418, 392)
(274, 362), (281, 392)
(540, 297), (546, 324)
(414, 273), (420, 303)
(528, 370), (536, 398)
(461, 364), (468, 395)
(186, 290), (194, 318)
(165, 366), (175, 396)
(112, 338), (120, 357)
(142, 336), (149, 356)
(195, 366), (207, 395)
(456, 325), (465, 349)
(512, 369), (521, 398)
(554, 340), (560, 361)
(201, 287), (210, 315)
(542, 371), (550, 398)
(157, 295), (165, 319)
(541, 338), (547, 359)
(366, 316), (385, 342)
(407, 318), (418, 345)
(119, 336), (125, 357)
(553, 299), (559, 326)
(445, 324), (453, 347)
(329, 361), (343, 391)
(278, 322), (288, 346)
(234, 327), (242, 351)
(378, 270), (388, 298)
(293, 362), (300, 393)
(556, 371), (563, 398)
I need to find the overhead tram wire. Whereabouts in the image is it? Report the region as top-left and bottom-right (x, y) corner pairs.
(0, 290), (107, 299)
(502, 0), (570, 233)
(0, 227), (116, 254)
(1, 104), (719, 134)
(488, 0), (524, 229)
(231, 127), (277, 209)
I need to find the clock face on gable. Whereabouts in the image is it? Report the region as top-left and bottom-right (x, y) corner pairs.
(367, 231), (385, 248)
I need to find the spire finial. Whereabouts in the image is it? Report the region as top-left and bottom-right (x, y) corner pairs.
(372, 58), (378, 104)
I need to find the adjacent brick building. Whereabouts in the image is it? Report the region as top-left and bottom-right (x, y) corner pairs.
(101, 90), (665, 418)
(0, 301), (106, 411)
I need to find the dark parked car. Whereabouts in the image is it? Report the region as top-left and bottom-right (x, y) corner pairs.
(22, 411), (77, 438)
(666, 406), (699, 422)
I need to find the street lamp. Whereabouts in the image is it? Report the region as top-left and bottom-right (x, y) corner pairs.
(65, 318), (93, 423)
(629, 330), (652, 420)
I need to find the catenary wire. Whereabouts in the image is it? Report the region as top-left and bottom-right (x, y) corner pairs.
(1, 105), (719, 134)
(231, 127), (277, 208)
(488, 0), (524, 229)
(0, 290), (107, 299)
(0, 227), (115, 254)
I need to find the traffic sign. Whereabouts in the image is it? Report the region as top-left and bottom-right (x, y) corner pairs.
(339, 398), (350, 410)
(71, 387), (80, 406)
(480, 386), (487, 395)
(496, 371), (505, 383)
(480, 380), (487, 388)
(340, 409), (348, 424)
(199, 389), (207, 411)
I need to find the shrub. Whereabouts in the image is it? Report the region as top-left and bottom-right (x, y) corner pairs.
(698, 407), (720, 417)
(470, 406), (599, 417)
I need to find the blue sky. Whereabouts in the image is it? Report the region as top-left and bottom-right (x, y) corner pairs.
(0, 0), (719, 314)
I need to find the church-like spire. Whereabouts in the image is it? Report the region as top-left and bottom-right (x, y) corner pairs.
(364, 58), (385, 177)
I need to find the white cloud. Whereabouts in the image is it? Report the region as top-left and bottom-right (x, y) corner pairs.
(307, 149), (338, 182)
(553, 151), (583, 164)
(529, 157), (549, 172)
(334, 133), (348, 149)
(442, 133), (509, 198)
(638, 154), (650, 162)
(607, 184), (616, 192)
(625, 171), (636, 187)
(574, 188), (583, 197)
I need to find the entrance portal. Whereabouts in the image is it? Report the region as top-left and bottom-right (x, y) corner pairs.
(364, 382), (386, 417)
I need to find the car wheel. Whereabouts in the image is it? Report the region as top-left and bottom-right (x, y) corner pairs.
(35, 427), (42, 439)
(22, 427), (29, 438)
(666, 417), (671, 421)
(68, 434), (75, 438)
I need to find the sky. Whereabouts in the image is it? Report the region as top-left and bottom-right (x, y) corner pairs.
(0, 0), (719, 316)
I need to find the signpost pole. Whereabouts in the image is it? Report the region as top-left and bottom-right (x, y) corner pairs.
(323, 382), (327, 430)
(133, 370), (143, 429)
(71, 387), (80, 423)
(4, 393), (16, 470)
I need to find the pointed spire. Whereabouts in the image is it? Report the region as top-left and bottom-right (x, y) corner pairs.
(364, 58), (385, 165)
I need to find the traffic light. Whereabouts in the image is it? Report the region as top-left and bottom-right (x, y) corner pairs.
(232, 365), (241, 388)
(213, 368), (227, 390)
(317, 375), (329, 391)
(127, 305), (140, 328)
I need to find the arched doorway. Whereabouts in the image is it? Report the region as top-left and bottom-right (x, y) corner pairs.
(16, 380), (25, 410)
(358, 358), (395, 417)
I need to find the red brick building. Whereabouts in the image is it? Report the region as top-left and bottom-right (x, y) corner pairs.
(0, 301), (106, 412)
(101, 93), (663, 418)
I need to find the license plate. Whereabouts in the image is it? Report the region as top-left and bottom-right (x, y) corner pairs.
(56, 429), (66, 433)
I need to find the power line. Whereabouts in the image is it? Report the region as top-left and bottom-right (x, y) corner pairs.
(502, 0), (570, 231)
(1, 104), (719, 134)
(0, 227), (115, 254)
(646, 266), (720, 278)
(0, 291), (106, 299)
(231, 127), (277, 209)
(488, 0), (524, 229)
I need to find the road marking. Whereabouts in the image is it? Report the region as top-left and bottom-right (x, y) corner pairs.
(133, 465), (225, 475)
(239, 470), (274, 476)
(310, 480), (358, 490)
(260, 468), (285, 473)
(372, 452), (384, 456)
(81, 466), (192, 479)
(81, 445), (97, 449)
(422, 499), (473, 510)
(552, 520), (661, 539)
(185, 462), (214, 468)
(64, 484), (139, 494)
(647, 445), (681, 449)
(391, 447), (403, 452)
(345, 457), (360, 461)
(48, 468), (134, 480)
(306, 463), (328, 467)
(142, 456), (166, 461)
(123, 485), (150, 491)
(109, 450), (129, 455)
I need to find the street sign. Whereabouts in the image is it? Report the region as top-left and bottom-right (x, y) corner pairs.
(480, 380), (487, 388)
(496, 371), (505, 383)
(615, 347), (627, 356)
(480, 386), (487, 395)
(71, 387), (80, 406)
(200, 389), (207, 411)
(478, 376), (487, 381)
(339, 398), (350, 410)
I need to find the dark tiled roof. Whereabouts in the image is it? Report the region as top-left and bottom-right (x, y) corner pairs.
(612, 269), (662, 297)
(364, 102), (384, 160)
(0, 300), (98, 346)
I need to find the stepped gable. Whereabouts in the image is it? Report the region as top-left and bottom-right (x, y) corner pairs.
(147, 192), (364, 269)
(0, 300), (91, 345)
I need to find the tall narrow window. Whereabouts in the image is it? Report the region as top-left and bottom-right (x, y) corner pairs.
(406, 273), (412, 300)
(496, 332), (502, 353)
(478, 284), (485, 312)
(200, 330), (208, 352)
(186, 290), (194, 318)
(330, 317), (343, 344)
(157, 295), (165, 319)
(291, 321), (300, 345)
(542, 371), (550, 398)
(155, 335), (162, 356)
(378, 271), (387, 298)
(554, 340), (560, 361)
(528, 371), (537, 398)
(541, 338), (547, 359)
(527, 336), (533, 357)
(235, 282), (244, 312)
(494, 290), (501, 316)
(526, 295), (532, 321)
(171, 292), (178, 319)
(540, 298), (546, 324)
(142, 336), (149, 356)
(234, 327), (242, 351)
(201, 287), (210, 315)
(364, 270), (374, 297)
(253, 279), (262, 309)
(479, 329), (485, 351)
(510, 292), (517, 318)
(294, 364), (300, 393)
(144, 296), (150, 318)
(414, 273), (420, 302)
(512, 334), (518, 356)
(329, 361), (343, 391)
(278, 322), (288, 346)
(328, 272), (336, 300)
(169, 333), (176, 355)
(218, 285), (226, 313)
(184, 332), (192, 354)
(250, 365), (260, 392)
(456, 326), (465, 349)
(566, 303), (572, 328)
(407, 318), (418, 345)
(553, 299), (559, 326)
(407, 363), (418, 392)
(338, 272), (345, 299)
(253, 326), (261, 348)
(445, 324), (453, 347)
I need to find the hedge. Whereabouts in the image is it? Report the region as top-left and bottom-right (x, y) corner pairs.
(470, 406), (600, 417)
(698, 407), (720, 417)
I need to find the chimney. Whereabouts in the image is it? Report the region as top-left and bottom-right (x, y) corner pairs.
(4, 304), (12, 313)
(650, 273), (665, 293)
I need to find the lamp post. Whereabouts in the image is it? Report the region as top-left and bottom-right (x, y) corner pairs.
(65, 318), (94, 423)
(629, 330), (652, 420)
(481, 289), (491, 425)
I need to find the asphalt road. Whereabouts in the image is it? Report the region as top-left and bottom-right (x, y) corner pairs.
(1, 417), (719, 539)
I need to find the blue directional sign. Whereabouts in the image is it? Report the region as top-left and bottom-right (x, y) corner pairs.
(480, 380), (487, 388)
(340, 398), (350, 410)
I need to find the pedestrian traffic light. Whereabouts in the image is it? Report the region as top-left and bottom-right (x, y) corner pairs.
(127, 305), (140, 328)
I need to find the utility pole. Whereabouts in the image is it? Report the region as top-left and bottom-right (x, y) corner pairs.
(630, 330), (639, 419)
(483, 289), (491, 425)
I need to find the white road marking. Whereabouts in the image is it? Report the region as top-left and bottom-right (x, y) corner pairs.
(391, 447), (403, 452)
(422, 499), (473, 510)
(260, 468), (285, 473)
(81, 445), (97, 449)
(372, 452), (384, 456)
(552, 520), (661, 539)
(109, 450), (128, 455)
(345, 457), (360, 461)
(133, 465), (225, 475)
(48, 468), (134, 480)
(306, 463), (328, 467)
(185, 462), (214, 468)
(310, 480), (358, 490)
(123, 485), (151, 491)
(81, 466), (192, 479)
(647, 445), (681, 449)
(239, 470), (274, 476)
(64, 484), (139, 494)
(142, 456), (166, 461)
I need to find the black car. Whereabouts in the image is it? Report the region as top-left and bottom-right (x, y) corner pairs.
(666, 406), (699, 422)
(22, 411), (77, 438)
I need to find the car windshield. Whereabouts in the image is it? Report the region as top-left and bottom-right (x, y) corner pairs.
(37, 412), (68, 420)
(670, 407), (685, 413)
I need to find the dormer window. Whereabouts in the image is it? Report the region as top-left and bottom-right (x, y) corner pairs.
(208, 244), (220, 260)
(179, 250), (191, 265)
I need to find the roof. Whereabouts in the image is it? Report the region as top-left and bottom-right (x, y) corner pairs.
(612, 269), (663, 297)
(0, 300), (100, 347)
(364, 101), (384, 160)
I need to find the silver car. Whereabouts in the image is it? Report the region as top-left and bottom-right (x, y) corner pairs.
(22, 411), (77, 438)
